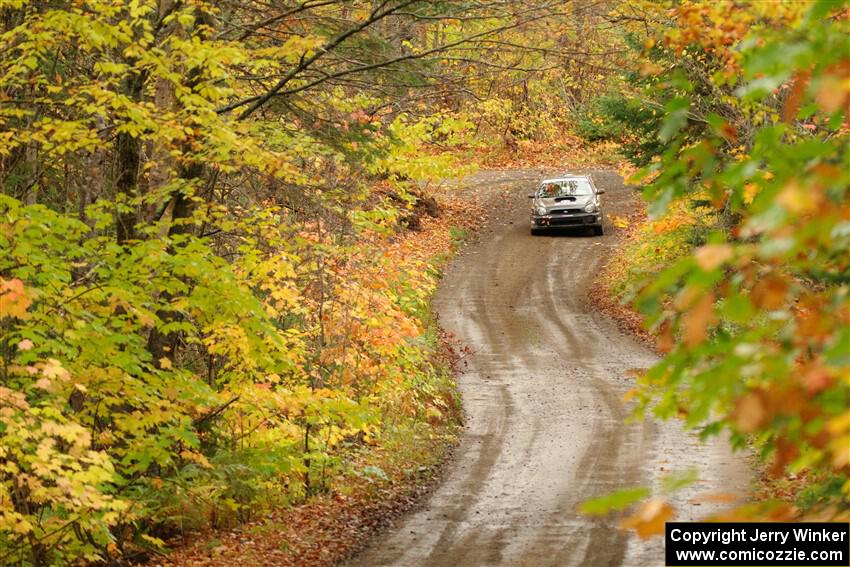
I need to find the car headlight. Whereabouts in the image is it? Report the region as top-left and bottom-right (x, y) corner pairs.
(536, 206), (548, 216)
(584, 202), (598, 213)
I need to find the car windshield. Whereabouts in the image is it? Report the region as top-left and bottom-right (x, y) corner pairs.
(537, 179), (592, 198)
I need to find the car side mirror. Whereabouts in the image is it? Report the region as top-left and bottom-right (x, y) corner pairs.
(527, 194), (535, 198)
(596, 189), (606, 195)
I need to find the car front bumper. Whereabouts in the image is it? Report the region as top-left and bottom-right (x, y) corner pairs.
(531, 212), (602, 228)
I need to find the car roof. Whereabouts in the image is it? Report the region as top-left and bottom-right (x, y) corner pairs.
(540, 175), (591, 184)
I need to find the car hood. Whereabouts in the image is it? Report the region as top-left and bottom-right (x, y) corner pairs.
(536, 195), (594, 207)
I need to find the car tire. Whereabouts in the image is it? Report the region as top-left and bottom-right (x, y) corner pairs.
(531, 227), (544, 236)
(593, 225), (604, 236)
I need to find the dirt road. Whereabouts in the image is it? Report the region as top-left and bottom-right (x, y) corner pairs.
(347, 169), (749, 567)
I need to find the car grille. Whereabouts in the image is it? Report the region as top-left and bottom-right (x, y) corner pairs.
(550, 208), (582, 214)
(549, 216), (585, 226)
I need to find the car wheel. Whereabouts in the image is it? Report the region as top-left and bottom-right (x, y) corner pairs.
(593, 225), (604, 236)
(531, 227), (544, 236)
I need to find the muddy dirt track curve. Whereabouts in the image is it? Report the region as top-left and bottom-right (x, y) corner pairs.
(347, 169), (749, 567)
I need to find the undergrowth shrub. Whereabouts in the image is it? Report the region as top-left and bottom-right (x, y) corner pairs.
(602, 198), (716, 300)
(0, 189), (461, 564)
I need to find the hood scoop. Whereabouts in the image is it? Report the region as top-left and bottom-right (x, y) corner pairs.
(554, 196), (577, 202)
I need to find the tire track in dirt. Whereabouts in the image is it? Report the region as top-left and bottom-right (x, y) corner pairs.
(346, 169), (749, 567)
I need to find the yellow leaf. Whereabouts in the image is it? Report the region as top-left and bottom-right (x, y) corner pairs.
(815, 74), (849, 114)
(181, 449), (211, 468)
(732, 392), (768, 433)
(829, 435), (850, 468)
(640, 61), (664, 76)
(158, 357), (173, 369)
(611, 215), (630, 229)
(682, 292), (716, 347)
(743, 182), (759, 204)
(13, 518), (32, 535)
(0, 278), (31, 319)
(621, 498), (674, 538)
(777, 181), (819, 215)
(828, 411), (850, 435)
(694, 244), (733, 271)
(42, 359), (70, 380)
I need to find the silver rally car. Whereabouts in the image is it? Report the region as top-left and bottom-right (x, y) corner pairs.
(529, 175), (605, 236)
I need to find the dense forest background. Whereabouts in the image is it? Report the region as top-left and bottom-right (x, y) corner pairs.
(1, 0), (848, 565)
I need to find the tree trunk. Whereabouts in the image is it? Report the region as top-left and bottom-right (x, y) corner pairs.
(114, 54), (146, 244)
